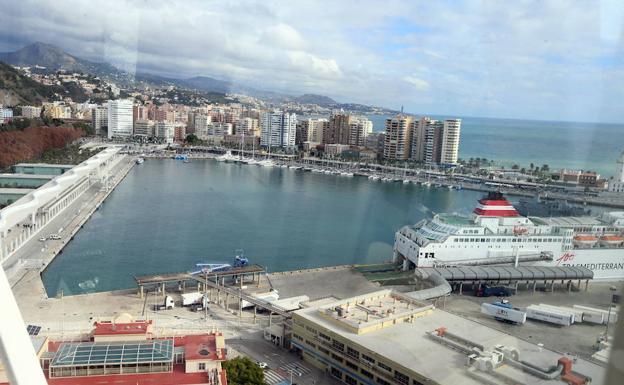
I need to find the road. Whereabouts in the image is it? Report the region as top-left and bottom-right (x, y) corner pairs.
(227, 336), (339, 385)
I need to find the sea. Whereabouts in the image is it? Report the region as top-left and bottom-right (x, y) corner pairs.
(42, 159), (487, 296)
(40, 116), (623, 295)
(366, 115), (623, 177)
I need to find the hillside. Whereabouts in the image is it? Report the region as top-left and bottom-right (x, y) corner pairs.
(0, 42), (132, 83)
(0, 61), (89, 105)
(292, 93), (337, 106)
(0, 125), (85, 169)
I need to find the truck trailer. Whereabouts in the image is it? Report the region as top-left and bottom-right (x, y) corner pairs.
(525, 305), (573, 326)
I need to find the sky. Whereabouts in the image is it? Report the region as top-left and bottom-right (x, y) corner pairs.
(1, 0), (624, 123)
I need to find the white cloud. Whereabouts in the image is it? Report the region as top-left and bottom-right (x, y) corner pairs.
(403, 76), (430, 91)
(262, 23), (304, 50)
(0, 0), (622, 122)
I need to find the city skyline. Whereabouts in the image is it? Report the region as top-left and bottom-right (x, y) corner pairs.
(1, 1), (624, 123)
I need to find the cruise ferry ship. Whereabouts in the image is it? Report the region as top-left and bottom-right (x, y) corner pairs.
(393, 192), (624, 280)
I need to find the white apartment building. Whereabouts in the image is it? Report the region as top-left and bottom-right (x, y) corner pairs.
(92, 106), (108, 136)
(155, 121), (175, 144)
(194, 114), (212, 140)
(107, 99), (133, 138)
(260, 111), (297, 149)
(440, 119), (461, 164)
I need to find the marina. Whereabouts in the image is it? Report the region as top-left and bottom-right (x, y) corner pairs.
(40, 158), (489, 295)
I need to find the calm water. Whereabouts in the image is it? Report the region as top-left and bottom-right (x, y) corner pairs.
(41, 159), (484, 296)
(367, 115), (623, 176)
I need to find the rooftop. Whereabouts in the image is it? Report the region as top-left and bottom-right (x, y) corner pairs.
(50, 340), (174, 368)
(436, 213), (475, 226)
(93, 320), (153, 336)
(177, 333), (225, 361)
(316, 290), (433, 334)
(13, 163), (75, 168)
(295, 290), (606, 385)
(534, 216), (605, 227)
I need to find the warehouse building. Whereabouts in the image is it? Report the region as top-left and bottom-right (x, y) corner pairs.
(291, 289), (604, 385)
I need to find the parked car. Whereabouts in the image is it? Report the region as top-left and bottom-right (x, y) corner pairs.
(475, 284), (514, 297)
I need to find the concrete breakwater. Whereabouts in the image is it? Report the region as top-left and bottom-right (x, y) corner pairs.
(5, 154), (134, 295)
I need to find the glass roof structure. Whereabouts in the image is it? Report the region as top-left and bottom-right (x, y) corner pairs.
(50, 339), (174, 368)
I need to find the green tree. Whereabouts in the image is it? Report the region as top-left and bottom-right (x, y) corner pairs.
(511, 164), (519, 170)
(186, 133), (200, 144)
(222, 357), (265, 385)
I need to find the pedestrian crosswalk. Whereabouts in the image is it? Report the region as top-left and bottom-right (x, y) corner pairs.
(279, 362), (311, 376)
(265, 370), (287, 385)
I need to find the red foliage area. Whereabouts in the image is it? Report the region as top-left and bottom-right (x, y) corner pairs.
(0, 126), (84, 168)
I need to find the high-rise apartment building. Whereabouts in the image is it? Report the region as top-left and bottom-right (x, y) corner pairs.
(348, 117), (373, 146)
(133, 105), (148, 122)
(260, 111), (297, 149)
(424, 120), (444, 164)
(383, 115), (412, 160)
(409, 117), (428, 162)
(194, 115), (212, 140)
(91, 106), (108, 136)
(107, 99), (133, 138)
(325, 113), (352, 144)
(440, 119), (461, 164)
(238, 117), (259, 136)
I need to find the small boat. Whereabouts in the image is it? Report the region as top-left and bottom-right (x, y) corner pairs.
(183, 159), (190, 163)
(403, 179), (410, 184)
(135, 157), (144, 164)
(341, 172), (354, 177)
(599, 235), (624, 247)
(573, 234), (598, 248)
(258, 159), (275, 167)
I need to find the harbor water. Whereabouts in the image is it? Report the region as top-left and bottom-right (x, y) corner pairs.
(42, 159), (486, 295)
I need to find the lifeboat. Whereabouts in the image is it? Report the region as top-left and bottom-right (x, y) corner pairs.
(572, 234), (598, 248)
(599, 235), (624, 247)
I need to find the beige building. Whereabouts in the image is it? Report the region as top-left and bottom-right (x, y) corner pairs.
(291, 290), (604, 385)
(409, 117), (428, 162)
(383, 115), (412, 160)
(326, 113), (352, 144)
(348, 117), (373, 147)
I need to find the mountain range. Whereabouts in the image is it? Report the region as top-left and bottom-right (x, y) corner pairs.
(0, 42), (342, 107)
